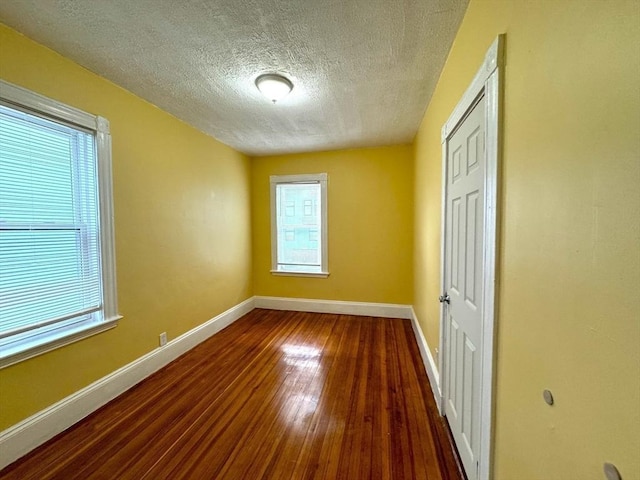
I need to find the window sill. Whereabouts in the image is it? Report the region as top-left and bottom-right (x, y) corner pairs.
(0, 316), (121, 369)
(270, 270), (330, 278)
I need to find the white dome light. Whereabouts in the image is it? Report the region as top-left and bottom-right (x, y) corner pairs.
(255, 74), (293, 103)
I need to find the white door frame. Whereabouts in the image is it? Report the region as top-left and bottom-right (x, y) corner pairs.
(438, 35), (504, 480)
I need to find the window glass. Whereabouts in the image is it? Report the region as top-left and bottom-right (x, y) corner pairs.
(270, 174), (328, 276)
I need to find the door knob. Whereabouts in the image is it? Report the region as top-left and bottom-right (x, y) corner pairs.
(439, 294), (450, 304)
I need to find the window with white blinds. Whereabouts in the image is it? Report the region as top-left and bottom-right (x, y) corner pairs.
(0, 81), (119, 368)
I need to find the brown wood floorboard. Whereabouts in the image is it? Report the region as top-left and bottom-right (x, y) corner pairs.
(1, 309), (464, 480)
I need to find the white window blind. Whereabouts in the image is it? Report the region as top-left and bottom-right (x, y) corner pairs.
(0, 80), (119, 368)
(0, 104), (102, 341)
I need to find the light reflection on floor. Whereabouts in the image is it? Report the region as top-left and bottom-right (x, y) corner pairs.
(279, 343), (325, 432)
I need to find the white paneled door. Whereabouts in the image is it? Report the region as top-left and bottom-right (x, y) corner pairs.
(443, 95), (486, 480)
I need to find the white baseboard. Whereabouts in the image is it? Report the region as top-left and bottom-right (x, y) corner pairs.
(0, 297), (255, 470)
(410, 308), (442, 412)
(254, 296), (413, 319)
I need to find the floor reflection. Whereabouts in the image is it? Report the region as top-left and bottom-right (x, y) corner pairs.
(279, 343), (325, 432)
(281, 343), (321, 368)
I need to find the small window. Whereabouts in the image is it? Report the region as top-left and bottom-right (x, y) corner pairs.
(0, 80), (120, 368)
(270, 174), (328, 277)
(303, 199), (313, 216)
(285, 201), (295, 217)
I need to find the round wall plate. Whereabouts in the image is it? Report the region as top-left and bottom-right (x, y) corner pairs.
(543, 389), (554, 406)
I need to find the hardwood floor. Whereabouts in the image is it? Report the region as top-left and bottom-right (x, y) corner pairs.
(1, 309), (463, 480)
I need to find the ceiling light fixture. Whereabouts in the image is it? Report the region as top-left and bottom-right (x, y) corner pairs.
(255, 73), (293, 103)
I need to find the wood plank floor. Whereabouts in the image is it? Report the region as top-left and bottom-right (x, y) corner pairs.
(1, 309), (463, 480)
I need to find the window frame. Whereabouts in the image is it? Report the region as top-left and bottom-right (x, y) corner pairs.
(0, 80), (120, 369)
(270, 173), (329, 278)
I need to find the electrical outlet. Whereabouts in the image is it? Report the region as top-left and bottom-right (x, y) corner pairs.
(159, 332), (167, 347)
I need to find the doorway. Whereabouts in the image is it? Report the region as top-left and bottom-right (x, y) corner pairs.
(439, 35), (504, 480)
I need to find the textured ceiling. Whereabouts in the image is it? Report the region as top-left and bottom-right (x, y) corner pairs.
(0, 0), (468, 156)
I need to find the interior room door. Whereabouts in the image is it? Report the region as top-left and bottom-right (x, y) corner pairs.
(442, 94), (486, 480)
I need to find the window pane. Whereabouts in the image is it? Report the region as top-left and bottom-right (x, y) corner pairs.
(276, 183), (321, 271)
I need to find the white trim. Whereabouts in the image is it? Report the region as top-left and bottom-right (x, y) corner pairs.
(269, 270), (330, 278)
(0, 297), (254, 469)
(270, 173), (327, 184)
(477, 38), (503, 480)
(439, 35), (504, 480)
(0, 318), (120, 369)
(269, 173), (329, 276)
(440, 37), (502, 144)
(96, 115), (119, 324)
(410, 308), (442, 410)
(254, 296), (413, 319)
(0, 80), (99, 131)
(319, 173), (329, 274)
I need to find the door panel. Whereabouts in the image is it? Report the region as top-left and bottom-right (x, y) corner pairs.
(451, 198), (461, 294)
(444, 95), (486, 480)
(447, 316), (460, 418)
(465, 190), (480, 308)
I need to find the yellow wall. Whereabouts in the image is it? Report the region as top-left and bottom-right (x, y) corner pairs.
(0, 25), (253, 429)
(2, 3), (639, 478)
(252, 146), (413, 304)
(413, 1), (640, 479)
